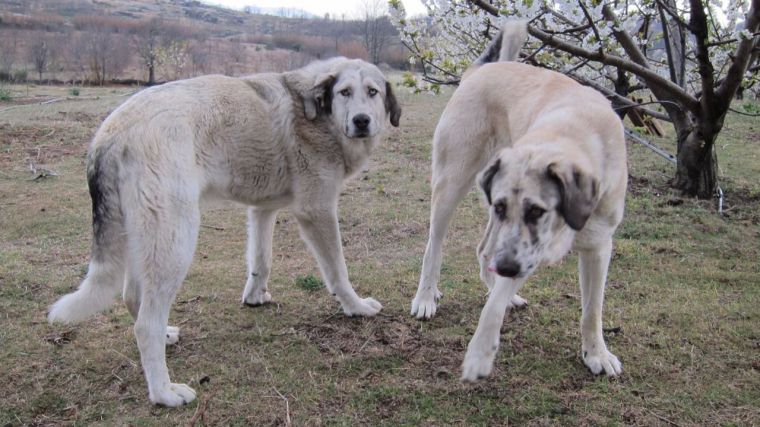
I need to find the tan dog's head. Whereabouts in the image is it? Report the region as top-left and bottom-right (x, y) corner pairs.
(301, 58), (401, 138)
(478, 147), (599, 278)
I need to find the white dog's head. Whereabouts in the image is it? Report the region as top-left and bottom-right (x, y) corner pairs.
(478, 146), (600, 278)
(298, 58), (401, 138)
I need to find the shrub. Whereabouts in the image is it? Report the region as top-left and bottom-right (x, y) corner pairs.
(69, 87), (80, 96)
(0, 88), (12, 102)
(13, 69), (27, 83)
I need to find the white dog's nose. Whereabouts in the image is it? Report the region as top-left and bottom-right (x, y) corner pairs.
(352, 114), (371, 131)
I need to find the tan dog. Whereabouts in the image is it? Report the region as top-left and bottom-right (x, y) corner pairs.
(410, 21), (627, 381)
(48, 57), (401, 406)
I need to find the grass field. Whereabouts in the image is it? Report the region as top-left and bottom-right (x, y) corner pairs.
(1, 81), (758, 426)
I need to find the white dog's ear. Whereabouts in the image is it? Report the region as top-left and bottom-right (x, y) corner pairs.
(303, 73), (336, 120)
(385, 81), (401, 127)
(478, 158), (501, 205)
(547, 162), (599, 230)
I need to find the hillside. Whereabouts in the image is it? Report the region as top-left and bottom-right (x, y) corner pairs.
(0, 0), (407, 84)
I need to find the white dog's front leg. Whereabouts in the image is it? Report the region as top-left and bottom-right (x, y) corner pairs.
(462, 277), (525, 381)
(578, 238), (622, 376)
(293, 208), (381, 317)
(242, 208), (278, 306)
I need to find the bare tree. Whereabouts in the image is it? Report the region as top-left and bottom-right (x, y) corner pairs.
(29, 37), (49, 81)
(359, 0), (394, 64)
(134, 18), (164, 85)
(0, 30), (18, 78)
(78, 24), (128, 85)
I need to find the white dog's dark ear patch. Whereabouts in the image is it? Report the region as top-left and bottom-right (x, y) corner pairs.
(479, 158), (501, 205)
(304, 73), (336, 120)
(385, 81), (401, 127)
(547, 162), (599, 230)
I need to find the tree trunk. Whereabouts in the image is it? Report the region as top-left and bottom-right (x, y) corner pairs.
(673, 125), (718, 198)
(148, 61), (155, 86)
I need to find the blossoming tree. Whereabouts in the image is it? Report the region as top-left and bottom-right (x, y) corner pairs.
(390, 0), (760, 198)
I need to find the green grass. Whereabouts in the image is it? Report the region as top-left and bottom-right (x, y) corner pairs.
(0, 83), (758, 425)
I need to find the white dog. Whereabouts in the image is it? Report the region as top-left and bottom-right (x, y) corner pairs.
(410, 21), (627, 381)
(48, 57), (401, 406)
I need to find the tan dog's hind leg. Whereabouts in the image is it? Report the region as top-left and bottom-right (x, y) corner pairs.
(476, 216), (529, 308)
(412, 173), (474, 319)
(579, 237), (622, 376)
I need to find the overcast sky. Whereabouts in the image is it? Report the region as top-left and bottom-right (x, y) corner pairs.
(200, 0), (427, 18)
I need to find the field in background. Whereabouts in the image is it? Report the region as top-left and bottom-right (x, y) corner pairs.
(0, 81), (758, 426)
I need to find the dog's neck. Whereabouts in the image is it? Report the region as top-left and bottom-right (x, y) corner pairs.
(339, 134), (379, 179)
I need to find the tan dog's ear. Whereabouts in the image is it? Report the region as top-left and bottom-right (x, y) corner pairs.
(478, 158), (501, 205)
(303, 73), (336, 120)
(385, 81), (401, 127)
(547, 162), (599, 230)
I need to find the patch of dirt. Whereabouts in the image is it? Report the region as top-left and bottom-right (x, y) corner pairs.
(627, 174), (671, 197)
(295, 314), (470, 375)
(722, 188), (760, 224)
(0, 123), (87, 167)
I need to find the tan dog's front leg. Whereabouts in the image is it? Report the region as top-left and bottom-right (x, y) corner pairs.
(461, 276), (526, 381)
(578, 237), (622, 376)
(293, 206), (382, 317)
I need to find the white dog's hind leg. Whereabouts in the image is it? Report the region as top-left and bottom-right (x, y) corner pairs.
(412, 174), (474, 319)
(131, 198), (200, 406)
(578, 237), (622, 376)
(462, 276), (525, 381)
(242, 207), (277, 306)
(293, 208), (381, 317)
(125, 270), (181, 346)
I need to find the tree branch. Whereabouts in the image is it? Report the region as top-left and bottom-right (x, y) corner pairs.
(715, 1), (760, 104)
(468, 0), (700, 112)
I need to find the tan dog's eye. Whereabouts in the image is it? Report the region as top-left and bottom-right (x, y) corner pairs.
(494, 201), (507, 220)
(339, 89), (351, 97)
(525, 205), (546, 223)
(368, 88), (378, 97)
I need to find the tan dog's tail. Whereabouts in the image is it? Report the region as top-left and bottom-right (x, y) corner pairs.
(475, 19), (528, 64)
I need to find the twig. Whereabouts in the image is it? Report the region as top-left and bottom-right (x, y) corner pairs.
(201, 224), (225, 231)
(272, 387), (292, 427)
(39, 97), (67, 105)
(646, 408), (682, 427)
(186, 391), (214, 427)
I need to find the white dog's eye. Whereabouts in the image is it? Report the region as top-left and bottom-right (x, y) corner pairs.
(368, 88), (378, 97)
(339, 88), (351, 97)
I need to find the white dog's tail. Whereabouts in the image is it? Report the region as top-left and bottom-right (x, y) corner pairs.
(48, 146), (126, 324)
(475, 19), (528, 64)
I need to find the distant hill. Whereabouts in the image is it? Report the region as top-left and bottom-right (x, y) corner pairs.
(0, 0), (407, 84)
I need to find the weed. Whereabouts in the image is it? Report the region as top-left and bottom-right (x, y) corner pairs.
(295, 274), (324, 291)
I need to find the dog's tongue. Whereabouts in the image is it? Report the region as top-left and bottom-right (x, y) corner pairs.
(487, 264), (497, 273)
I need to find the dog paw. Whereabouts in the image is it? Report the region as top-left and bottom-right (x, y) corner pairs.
(510, 294), (528, 308)
(461, 351), (495, 382)
(583, 349), (622, 377)
(165, 326), (180, 346)
(343, 297), (382, 317)
(150, 383), (196, 407)
(243, 290), (272, 307)
(411, 288), (443, 320)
